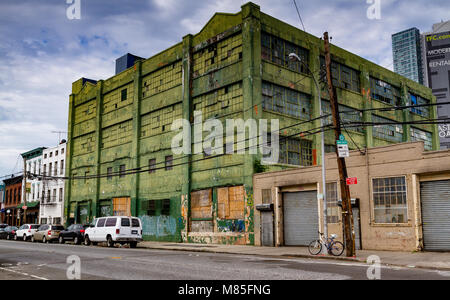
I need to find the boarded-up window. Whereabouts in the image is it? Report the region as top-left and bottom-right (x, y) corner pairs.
(191, 189), (212, 219)
(190, 189), (213, 233)
(218, 186), (245, 220)
(113, 197), (131, 216)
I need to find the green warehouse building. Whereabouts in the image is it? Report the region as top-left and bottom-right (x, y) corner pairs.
(65, 2), (438, 245)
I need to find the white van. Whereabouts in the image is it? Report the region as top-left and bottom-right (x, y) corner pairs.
(84, 216), (143, 248)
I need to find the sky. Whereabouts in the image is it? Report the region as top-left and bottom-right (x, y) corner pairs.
(0, 0), (449, 178)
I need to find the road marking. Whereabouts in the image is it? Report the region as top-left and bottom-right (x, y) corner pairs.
(0, 267), (49, 280)
(111, 257), (122, 259)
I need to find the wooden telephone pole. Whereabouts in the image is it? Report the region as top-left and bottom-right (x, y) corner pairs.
(323, 32), (355, 257)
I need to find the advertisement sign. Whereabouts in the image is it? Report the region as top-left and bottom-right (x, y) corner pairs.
(425, 31), (450, 149)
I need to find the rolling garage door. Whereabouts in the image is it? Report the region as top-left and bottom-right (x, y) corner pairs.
(421, 180), (450, 251)
(283, 191), (319, 246)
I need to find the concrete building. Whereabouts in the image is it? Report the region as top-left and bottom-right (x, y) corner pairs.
(421, 20), (450, 149)
(40, 141), (66, 225)
(21, 147), (46, 224)
(392, 28), (424, 84)
(254, 142), (450, 252)
(65, 3), (437, 244)
(2, 176), (23, 226)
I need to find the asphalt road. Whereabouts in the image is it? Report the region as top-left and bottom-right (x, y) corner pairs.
(0, 240), (449, 280)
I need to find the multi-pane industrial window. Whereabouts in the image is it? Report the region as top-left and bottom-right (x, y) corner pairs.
(165, 156), (173, 171)
(321, 101), (364, 133)
(369, 77), (402, 106)
(192, 83), (243, 120)
(262, 82), (311, 119)
(279, 137), (313, 166)
(192, 34), (242, 78)
(320, 57), (360, 93)
(261, 32), (309, 74)
(372, 177), (407, 224)
(411, 127), (432, 150)
(148, 159), (156, 173)
(409, 93), (430, 117)
(326, 182), (340, 224)
(142, 61), (182, 98)
(372, 115), (403, 142)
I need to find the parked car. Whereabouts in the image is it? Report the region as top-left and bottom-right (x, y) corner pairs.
(15, 224), (40, 241)
(31, 224), (65, 243)
(59, 224), (88, 245)
(0, 224), (8, 230)
(0, 226), (18, 240)
(84, 216), (143, 248)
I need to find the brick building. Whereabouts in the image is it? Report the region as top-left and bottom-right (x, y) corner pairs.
(2, 176), (23, 226)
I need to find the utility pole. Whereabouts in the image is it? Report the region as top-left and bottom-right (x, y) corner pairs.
(323, 32), (355, 257)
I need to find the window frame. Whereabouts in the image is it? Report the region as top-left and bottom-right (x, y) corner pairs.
(371, 176), (409, 225)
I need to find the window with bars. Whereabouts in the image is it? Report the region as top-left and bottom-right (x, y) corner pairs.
(410, 127), (432, 150)
(409, 93), (430, 117)
(262, 82), (311, 119)
(369, 77), (402, 106)
(326, 182), (340, 224)
(320, 57), (360, 93)
(372, 115), (403, 142)
(261, 32), (310, 74)
(372, 177), (408, 224)
(279, 137), (313, 166)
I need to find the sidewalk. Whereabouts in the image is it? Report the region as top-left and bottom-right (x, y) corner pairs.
(138, 241), (450, 271)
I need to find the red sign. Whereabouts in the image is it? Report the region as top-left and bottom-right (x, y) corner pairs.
(346, 178), (358, 185)
(22, 206), (28, 210)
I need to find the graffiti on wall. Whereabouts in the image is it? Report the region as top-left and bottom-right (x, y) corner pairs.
(140, 215), (177, 238)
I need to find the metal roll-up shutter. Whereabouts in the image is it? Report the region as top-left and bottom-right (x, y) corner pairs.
(420, 180), (450, 251)
(283, 191), (318, 246)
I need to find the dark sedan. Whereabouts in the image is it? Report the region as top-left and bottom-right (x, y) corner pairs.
(58, 224), (88, 245)
(0, 226), (18, 240)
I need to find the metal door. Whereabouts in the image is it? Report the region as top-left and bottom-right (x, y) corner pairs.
(421, 180), (450, 251)
(261, 211), (274, 247)
(283, 191), (318, 246)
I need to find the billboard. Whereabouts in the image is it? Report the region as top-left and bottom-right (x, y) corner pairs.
(425, 31), (450, 149)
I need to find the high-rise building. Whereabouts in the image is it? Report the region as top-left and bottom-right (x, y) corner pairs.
(421, 20), (450, 149)
(65, 2), (437, 245)
(392, 28), (424, 84)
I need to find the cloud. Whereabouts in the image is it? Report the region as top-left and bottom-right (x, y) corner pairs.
(1, 0), (449, 177)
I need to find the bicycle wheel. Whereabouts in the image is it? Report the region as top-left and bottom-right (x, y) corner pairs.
(330, 241), (345, 256)
(308, 240), (323, 255)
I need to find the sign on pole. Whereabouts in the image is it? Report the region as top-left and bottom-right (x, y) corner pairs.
(337, 134), (349, 158)
(346, 177), (358, 185)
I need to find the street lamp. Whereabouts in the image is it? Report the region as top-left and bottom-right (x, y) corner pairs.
(289, 53), (328, 254)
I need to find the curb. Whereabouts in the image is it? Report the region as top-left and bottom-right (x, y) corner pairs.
(137, 244), (450, 272)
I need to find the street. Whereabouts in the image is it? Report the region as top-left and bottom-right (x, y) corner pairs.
(0, 240), (449, 280)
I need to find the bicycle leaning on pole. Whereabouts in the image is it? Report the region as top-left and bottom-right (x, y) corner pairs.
(308, 231), (345, 256)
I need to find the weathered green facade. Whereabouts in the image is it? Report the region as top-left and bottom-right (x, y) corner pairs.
(65, 2), (438, 245)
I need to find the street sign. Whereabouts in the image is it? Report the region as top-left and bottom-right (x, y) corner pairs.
(346, 177), (358, 185)
(337, 135), (349, 158)
(23, 206), (28, 210)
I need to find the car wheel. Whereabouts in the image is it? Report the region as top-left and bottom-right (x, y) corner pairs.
(42, 236), (47, 243)
(74, 236), (80, 245)
(59, 236), (65, 244)
(23, 235), (27, 242)
(14, 234), (17, 241)
(31, 236), (35, 243)
(6, 234), (10, 240)
(84, 235), (91, 246)
(106, 236), (114, 248)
